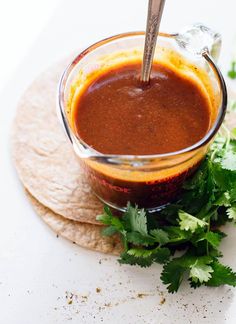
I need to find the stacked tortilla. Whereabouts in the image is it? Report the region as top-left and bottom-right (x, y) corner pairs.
(11, 62), (122, 255)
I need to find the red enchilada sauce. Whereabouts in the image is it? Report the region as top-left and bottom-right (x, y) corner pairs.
(72, 62), (211, 208)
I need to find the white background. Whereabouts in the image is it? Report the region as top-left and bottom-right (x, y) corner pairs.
(1, 1), (236, 323)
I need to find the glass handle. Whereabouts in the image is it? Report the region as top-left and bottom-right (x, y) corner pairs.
(174, 23), (222, 62)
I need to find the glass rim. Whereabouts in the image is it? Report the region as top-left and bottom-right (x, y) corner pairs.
(57, 31), (227, 162)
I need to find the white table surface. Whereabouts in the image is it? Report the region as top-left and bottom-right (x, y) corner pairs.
(1, 1), (236, 323)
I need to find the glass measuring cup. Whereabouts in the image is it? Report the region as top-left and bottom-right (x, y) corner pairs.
(57, 24), (227, 212)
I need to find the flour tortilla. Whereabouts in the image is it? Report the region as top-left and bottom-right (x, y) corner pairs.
(11, 61), (103, 225)
(26, 190), (122, 255)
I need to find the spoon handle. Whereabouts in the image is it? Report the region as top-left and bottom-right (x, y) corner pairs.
(141, 0), (166, 83)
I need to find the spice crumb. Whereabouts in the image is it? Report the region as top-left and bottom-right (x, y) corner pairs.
(104, 302), (111, 307)
(81, 295), (88, 299)
(137, 293), (149, 298)
(160, 297), (166, 305)
(96, 287), (101, 293)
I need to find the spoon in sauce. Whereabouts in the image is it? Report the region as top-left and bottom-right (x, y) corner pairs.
(141, 0), (166, 84)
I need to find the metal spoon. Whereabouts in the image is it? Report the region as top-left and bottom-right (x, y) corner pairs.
(141, 0), (166, 83)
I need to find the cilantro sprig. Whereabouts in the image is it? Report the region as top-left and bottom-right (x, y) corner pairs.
(97, 130), (236, 293)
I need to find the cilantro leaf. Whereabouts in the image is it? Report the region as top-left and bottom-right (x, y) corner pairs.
(232, 128), (236, 138)
(213, 139), (236, 174)
(214, 192), (231, 207)
(101, 225), (118, 236)
(126, 232), (156, 246)
(206, 261), (236, 287)
(161, 260), (186, 293)
(161, 255), (214, 291)
(220, 151), (236, 171)
(153, 247), (171, 264)
(127, 248), (154, 258)
(97, 206), (124, 231)
(189, 258), (213, 283)
(178, 211), (208, 233)
(96, 213), (111, 225)
(150, 229), (169, 245)
(228, 61), (236, 79)
(227, 206), (236, 221)
(119, 252), (154, 268)
(192, 231), (222, 249)
(126, 246), (170, 264)
(204, 231), (222, 249)
(163, 226), (191, 243)
(123, 203), (148, 236)
(119, 247), (170, 267)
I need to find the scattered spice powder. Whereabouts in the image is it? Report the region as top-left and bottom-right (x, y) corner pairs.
(65, 291), (75, 305)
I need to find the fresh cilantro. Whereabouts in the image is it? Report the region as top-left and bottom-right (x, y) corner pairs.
(192, 231), (222, 249)
(149, 229), (169, 245)
(228, 61), (236, 79)
(189, 258), (213, 284)
(123, 203), (148, 236)
(161, 254), (215, 292)
(125, 232), (156, 246)
(206, 261), (236, 287)
(119, 246), (170, 267)
(119, 251), (154, 268)
(101, 225), (118, 236)
(227, 206), (236, 221)
(178, 210), (208, 232)
(203, 231), (222, 249)
(160, 259), (186, 293)
(97, 205), (124, 231)
(163, 226), (191, 243)
(97, 125), (236, 293)
(232, 128), (236, 138)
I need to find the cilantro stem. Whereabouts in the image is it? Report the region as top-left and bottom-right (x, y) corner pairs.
(206, 220), (210, 256)
(122, 235), (128, 251)
(221, 124), (231, 150)
(206, 239), (209, 256)
(210, 143), (219, 162)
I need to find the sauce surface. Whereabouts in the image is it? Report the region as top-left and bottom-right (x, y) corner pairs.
(73, 62), (210, 155)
